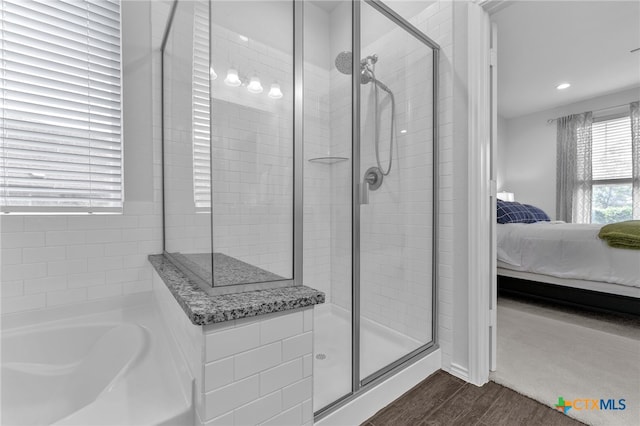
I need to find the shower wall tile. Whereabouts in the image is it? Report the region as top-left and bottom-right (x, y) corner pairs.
(303, 61), (332, 302)
(413, 0), (455, 371)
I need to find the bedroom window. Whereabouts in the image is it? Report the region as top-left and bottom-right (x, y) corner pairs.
(0, 0), (122, 214)
(591, 115), (633, 224)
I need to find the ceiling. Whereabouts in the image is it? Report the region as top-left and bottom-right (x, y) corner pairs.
(492, 1), (640, 119)
(310, 0), (435, 21)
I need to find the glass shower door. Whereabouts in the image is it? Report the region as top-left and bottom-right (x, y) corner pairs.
(358, 1), (436, 382)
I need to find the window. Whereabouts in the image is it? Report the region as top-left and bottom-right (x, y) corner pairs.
(591, 115), (633, 224)
(192, 0), (210, 212)
(0, 0), (122, 213)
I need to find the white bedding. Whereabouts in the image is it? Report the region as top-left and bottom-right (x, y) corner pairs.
(497, 222), (640, 288)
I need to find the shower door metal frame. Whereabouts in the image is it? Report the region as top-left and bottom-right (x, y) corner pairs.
(316, 0), (440, 419)
(160, 0), (303, 294)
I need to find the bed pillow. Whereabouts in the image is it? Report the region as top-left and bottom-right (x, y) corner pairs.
(496, 200), (536, 224)
(523, 204), (551, 222)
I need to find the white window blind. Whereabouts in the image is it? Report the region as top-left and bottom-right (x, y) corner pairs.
(192, 0), (210, 211)
(592, 115), (632, 182)
(0, 0), (122, 213)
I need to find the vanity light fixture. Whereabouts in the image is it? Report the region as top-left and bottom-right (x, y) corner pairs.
(247, 76), (263, 94)
(268, 83), (283, 99)
(224, 68), (241, 87)
(556, 82), (571, 90)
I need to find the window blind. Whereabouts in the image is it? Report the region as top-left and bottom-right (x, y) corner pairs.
(0, 0), (122, 213)
(192, 0), (210, 211)
(592, 115), (632, 182)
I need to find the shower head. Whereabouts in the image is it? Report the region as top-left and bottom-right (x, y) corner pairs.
(335, 51), (380, 76)
(335, 51), (353, 75)
(335, 51), (376, 85)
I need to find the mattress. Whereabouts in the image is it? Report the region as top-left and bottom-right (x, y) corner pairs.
(497, 222), (640, 289)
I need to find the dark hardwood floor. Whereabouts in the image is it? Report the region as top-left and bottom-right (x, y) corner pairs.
(362, 370), (584, 426)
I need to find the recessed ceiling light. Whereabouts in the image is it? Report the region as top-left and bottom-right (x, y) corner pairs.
(400, 129), (407, 134)
(239, 35), (249, 42)
(556, 83), (571, 90)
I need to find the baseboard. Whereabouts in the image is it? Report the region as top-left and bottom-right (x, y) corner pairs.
(449, 362), (470, 382)
(316, 349), (441, 426)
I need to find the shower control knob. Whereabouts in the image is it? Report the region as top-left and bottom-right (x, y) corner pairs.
(364, 166), (383, 191)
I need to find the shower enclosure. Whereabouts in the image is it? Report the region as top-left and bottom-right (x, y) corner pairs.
(161, 0), (438, 417)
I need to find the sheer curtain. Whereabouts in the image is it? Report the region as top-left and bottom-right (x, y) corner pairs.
(632, 101), (639, 219)
(556, 112), (593, 223)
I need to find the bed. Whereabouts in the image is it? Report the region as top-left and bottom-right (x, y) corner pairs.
(497, 222), (640, 315)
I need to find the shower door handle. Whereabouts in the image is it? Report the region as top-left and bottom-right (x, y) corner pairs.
(360, 182), (369, 205)
(360, 167), (383, 205)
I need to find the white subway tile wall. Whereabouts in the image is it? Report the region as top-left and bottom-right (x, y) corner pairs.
(415, 0), (454, 371)
(200, 309), (314, 426)
(0, 203), (163, 314)
(154, 265), (314, 426)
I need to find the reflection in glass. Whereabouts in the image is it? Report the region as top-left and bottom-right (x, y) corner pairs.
(163, 0), (214, 285)
(162, 0), (295, 289)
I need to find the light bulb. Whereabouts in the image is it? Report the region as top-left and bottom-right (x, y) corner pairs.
(210, 66), (217, 80)
(247, 76), (263, 94)
(268, 83), (283, 99)
(224, 68), (241, 87)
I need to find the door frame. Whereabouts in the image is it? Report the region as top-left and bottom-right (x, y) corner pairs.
(466, 0), (494, 386)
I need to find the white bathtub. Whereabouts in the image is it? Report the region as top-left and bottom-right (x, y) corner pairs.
(1, 297), (193, 426)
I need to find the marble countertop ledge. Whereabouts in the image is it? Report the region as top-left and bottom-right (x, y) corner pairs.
(148, 254), (325, 326)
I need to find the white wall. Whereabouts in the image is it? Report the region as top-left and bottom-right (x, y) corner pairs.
(0, 1), (166, 315)
(501, 86), (640, 219)
(496, 114), (507, 191)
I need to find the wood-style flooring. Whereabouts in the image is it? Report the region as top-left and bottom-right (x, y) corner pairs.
(362, 370), (584, 426)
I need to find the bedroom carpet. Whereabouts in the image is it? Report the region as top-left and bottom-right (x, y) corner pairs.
(491, 297), (640, 426)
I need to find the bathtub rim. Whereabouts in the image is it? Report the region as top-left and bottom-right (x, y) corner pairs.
(1, 292), (152, 332)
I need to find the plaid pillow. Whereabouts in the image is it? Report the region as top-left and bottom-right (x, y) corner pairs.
(496, 200), (536, 224)
(523, 204), (550, 222)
